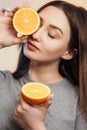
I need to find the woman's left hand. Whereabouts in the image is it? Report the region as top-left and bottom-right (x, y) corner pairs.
(0, 8), (26, 48)
(13, 93), (52, 130)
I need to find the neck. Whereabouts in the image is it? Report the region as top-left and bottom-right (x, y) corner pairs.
(28, 61), (63, 83)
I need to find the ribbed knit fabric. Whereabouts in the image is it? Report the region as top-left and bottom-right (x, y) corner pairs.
(0, 71), (87, 130)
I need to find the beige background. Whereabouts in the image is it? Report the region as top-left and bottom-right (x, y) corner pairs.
(0, 0), (87, 72)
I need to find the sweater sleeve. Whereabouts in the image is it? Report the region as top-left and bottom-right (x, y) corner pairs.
(75, 104), (87, 130)
(0, 71), (7, 85)
(0, 70), (13, 90)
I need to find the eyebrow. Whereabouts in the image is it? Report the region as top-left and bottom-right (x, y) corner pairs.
(40, 16), (63, 35)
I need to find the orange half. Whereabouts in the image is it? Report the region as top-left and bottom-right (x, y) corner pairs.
(21, 82), (51, 105)
(13, 7), (40, 35)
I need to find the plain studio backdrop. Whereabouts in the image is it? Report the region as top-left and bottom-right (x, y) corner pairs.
(0, 0), (87, 72)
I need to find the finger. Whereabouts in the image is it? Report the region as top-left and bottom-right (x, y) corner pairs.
(48, 94), (54, 102)
(13, 102), (22, 119)
(23, 0), (30, 7)
(17, 103), (22, 113)
(4, 9), (15, 17)
(21, 36), (28, 43)
(11, 7), (20, 13)
(6, 12), (14, 17)
(44, 94), (53, 108)
(0, 9), (11, 17)
(7, 7), (20, 18)
(34, 94), (53, 110)
(0, 8), (5, 16)
(18, 93), (30, 110)
(13, 36), (26, 44)
(3, 8), (19, 18)
(13, 104), (18, 119)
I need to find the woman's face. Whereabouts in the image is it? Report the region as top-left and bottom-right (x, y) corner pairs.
(24, 6), (71, 63)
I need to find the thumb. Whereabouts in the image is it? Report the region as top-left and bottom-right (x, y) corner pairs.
(14, 35), (27, 44)
(37, 94), (53, 113)
(14, 37), (24, 44)
(18, 93), (30, 110)
(43, 94), (53, 109)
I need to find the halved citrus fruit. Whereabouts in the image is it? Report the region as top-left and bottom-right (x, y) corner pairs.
(13, 7), (40, 35)
(21, 82), (51, 105)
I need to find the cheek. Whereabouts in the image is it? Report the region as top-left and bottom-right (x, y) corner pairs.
(43, 42), (64, 57)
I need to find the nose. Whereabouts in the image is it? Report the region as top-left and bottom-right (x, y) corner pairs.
(32, 27), (43, 42)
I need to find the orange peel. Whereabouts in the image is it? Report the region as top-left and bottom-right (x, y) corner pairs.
(21, 82), (51, 105)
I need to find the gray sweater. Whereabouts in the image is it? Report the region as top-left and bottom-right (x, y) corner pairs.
(0, 71), (87, 130)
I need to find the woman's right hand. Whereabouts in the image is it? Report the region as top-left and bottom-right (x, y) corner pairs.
(0, 8), (26, 48)
(13, 93), (52, 130)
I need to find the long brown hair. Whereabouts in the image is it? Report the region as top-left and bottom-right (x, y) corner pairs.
(13, 0), (87, 117)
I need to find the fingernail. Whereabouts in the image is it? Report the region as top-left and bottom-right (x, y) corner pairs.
(6, 8), (11, 11)
(17, 33), (22, 37)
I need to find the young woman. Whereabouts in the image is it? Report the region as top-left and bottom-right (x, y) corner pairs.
(0, 1), (87, 130)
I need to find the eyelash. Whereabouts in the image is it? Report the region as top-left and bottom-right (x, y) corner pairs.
(48, 34), (55, 39)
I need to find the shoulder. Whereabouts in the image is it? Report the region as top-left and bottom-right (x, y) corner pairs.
(0, 70), (13, 80)
(0, 70), (17, 85)
(0, 70), (12, 80)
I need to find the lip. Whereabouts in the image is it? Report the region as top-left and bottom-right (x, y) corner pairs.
(27, 41), (40, 51)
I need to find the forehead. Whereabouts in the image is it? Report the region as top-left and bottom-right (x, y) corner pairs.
(39, 6), (70, 33)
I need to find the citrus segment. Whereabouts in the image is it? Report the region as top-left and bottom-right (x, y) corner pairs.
(13, 7), (40, 35)
(21, 82), (51, 105)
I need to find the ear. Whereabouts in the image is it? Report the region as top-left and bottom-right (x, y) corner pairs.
(61, 49), (78, 60)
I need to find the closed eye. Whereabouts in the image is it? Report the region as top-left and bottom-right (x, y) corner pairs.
(48, 34), (55, 39)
